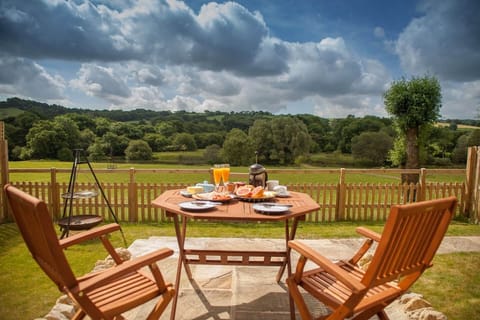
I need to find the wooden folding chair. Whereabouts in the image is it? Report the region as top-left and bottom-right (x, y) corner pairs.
(5, 184), (175, 320)
(287, 196), (457, 320)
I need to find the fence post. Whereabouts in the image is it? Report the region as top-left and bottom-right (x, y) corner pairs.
(464, 146), (478, 219)
(128, 167), (138, 222)
(336, 168), (346, 221)
(50, 167), (60, 219)
(473, 147), (480, 223)
(419, 168), (426, 201)
(0, 121), (9, 222)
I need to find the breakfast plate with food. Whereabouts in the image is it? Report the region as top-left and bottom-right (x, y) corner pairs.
(234, 185), (276, 202)
(192, 191), (235, 203)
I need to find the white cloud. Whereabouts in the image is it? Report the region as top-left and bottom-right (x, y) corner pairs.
(312, 94), (386, 118)
(396, 0), (480, 82)
(1, 0), (393, 116)
(70, 64), (131, 100)
(0, 55), (65, 101)
(441, 80), (480, 119)
(106, 86), (166, 110)
(394, 0), (480, 119)
(0, 1), (135, 61)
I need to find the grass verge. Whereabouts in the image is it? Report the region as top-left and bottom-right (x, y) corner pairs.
(0, 221), (478, 319)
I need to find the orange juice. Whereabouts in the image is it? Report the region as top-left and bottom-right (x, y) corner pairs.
(221, 167), (230, 184)
(213, 168), (222, 185)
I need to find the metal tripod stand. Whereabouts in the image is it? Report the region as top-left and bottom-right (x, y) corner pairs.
(60, 149), (126, 244)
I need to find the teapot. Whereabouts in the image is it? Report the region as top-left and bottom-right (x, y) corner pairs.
(249, 163), (268, 188)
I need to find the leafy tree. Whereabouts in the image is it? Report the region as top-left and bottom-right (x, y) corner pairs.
(155, 121), (178, 137)
(467, 129), (480, 147)
(451, 134), (469, 164)
(78, 129), (97, 151)
(25, 116), (81, 159)
(384, 75), (441, 183)
(25, 124), (59, 158)
(171, 133), (197, 151)
(143, 133), (169, 152)
(111, 122), (143, 139)
(424, 126), (455, 163)
(57, 147), (74, 161)
(93, 117), (113, 137)
(52, 115), (82, 149)
(101, 132), (129, 156)
(249, 116), (311, 165)
(87, 139), (109, 161)
(64, 113), (96, 131)
(195, 132), (225, 149)
(125, 140), (153, 161)
(247, 119), (272, 163)
(222, 128), (254, 166)
(351, 131), (393, 166)
(296, 114), (332, 152)
(203, 144), (222, 164)
(5, 111), (40, 149)
(338, 116), (389, 153)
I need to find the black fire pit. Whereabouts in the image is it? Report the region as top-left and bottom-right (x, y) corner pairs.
(58, 214), (103, 231)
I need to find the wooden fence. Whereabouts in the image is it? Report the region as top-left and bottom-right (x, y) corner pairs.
(1, 167), (470, 223)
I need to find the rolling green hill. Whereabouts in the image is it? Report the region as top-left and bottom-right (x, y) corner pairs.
(0, 107), (24, 119)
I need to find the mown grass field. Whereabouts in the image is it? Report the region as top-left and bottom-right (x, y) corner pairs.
(8, 158), (466, 184)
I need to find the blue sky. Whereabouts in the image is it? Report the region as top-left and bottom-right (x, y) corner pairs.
(0, 0), (479, 119)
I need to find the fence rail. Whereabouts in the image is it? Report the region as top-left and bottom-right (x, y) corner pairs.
(2, 167), (471, 223)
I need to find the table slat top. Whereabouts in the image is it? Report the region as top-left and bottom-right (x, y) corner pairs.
(152, 189), (320, 221)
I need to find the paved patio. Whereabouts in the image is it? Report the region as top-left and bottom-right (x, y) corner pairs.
(119, 236), (480, 320)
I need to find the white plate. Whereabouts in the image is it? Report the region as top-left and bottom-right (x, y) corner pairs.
(178, 201), (218, 211)
(252, 202), (291, 214)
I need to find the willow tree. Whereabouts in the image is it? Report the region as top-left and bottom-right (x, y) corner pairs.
(384, 75), (442, 185)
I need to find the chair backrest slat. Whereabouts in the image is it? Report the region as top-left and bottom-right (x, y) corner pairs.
(363, 196), (456, 287)
(5, 185), (77, 290)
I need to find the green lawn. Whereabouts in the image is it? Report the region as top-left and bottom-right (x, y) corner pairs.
(0, 221), (478, 319)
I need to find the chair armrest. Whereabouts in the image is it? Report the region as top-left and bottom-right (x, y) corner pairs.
(59, 223), (121, 249)
(289, 240), (365, 293)
(356, 227), (381, 242)
(348, 227), (382, 265)
(76, 248), (174, 293)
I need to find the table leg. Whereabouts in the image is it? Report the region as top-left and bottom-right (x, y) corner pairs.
(276, 217), (299, 282)
(170, 214), (192, 320)
(275, 217), (300, 320)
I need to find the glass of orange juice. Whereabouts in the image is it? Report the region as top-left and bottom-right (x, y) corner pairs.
(213, 164), (223, 190)
(221, 164), (230, 186)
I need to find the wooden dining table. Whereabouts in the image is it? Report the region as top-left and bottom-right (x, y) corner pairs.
(151, 189), (320, 320)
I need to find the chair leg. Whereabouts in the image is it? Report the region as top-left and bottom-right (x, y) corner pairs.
(286, 277), (314, 320)
(71, 309), (86, 320)
(376, 310), (389, 320)
(351, 305), (390, 320)
(147, 286), (175, 320)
